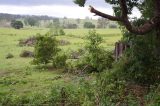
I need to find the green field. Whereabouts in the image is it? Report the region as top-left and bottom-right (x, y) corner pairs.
(0, 28), (122, 102)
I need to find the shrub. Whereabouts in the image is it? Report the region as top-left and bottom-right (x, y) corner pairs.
(115, 35), (160, 85)
(49, 80), (95, 106)
(64, 24), (78, 29)
(52, 53), (68, 69)
(33, 33), (59, 65)
(76, 30), (114, 73)
(59, 29), (65, 35)
(11, 20), (23, 29)
(6, 53), (14, 59)
(83, 22), (95, 28)
(49, 27), (65, 36)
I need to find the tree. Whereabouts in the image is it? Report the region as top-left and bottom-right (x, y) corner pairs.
(83, 22), (95, 28)
(76, 18), (81, 24)
(64, 23), (78, 29)
(11, 20), (23, 29)
(97, 17), (108, 28)
(26, 17), (38, 26)
(33, 33), (59, 65)
(74, 0), (160, 84)
(53, 18), (60, 28)
(108, 23), (117, 29)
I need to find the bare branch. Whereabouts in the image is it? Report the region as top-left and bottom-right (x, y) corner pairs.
(89, 6), (122, 21)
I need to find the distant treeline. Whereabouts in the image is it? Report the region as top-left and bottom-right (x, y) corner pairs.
(0, 13), (118, 29)
(0, 13), (55, 21)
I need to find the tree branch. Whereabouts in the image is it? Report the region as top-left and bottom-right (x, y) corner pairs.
(119, 0), (128, 19)
(89, 6), (122, 21)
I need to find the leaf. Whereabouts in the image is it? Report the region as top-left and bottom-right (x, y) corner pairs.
(74, 0), (86, 7)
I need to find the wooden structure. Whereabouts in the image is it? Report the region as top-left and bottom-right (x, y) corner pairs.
(114, 41), (130, 61)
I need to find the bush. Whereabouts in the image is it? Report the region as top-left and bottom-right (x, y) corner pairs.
(6, 53), (14, 59)
(72, 30), (114, 73)
(59, 29), (65, 35)
(48, 79), (96, 106)
(33, 33), (59, 65)
(49, 27), (65, 36)
(115, 35), (160, 85)
(64, 24), (78, 29)
(52, 53), (68, 69)
(84, 30), (114, 72)
(83, 22), (95, 28)
(11, 20), (23, 29)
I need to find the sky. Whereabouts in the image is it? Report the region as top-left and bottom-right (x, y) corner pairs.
(0, 0), (141, 19)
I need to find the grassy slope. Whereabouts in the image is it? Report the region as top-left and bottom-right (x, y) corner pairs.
(0, 27), (121, 97)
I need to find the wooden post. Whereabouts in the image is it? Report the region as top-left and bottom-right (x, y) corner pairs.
(114, 41), (130, 61)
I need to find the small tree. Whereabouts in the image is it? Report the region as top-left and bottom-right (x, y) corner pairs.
(11, 20), (23, 29)
(53, 18), (60, 28)
(76, 30), (114, 72)
(97, 18), (109, 28)
(108, 23), (117, 29)
(59, 29), (65, 35)
(26, 17), (38, 27)
(83, 22), (95, 28)
(33, 32), (59, 65)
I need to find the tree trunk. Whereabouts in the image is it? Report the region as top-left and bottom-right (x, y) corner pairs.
(155, 0), (160, 56)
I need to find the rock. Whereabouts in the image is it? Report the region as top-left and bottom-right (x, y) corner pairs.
(20, 50), (34, 57)
(19, 36), (36, 47)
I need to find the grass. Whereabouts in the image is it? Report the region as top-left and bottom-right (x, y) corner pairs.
(0, 27), (122, 100)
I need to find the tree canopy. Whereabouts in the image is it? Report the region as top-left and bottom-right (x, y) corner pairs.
(11, 20), (23, 29)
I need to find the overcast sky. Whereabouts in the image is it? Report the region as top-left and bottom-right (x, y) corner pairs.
(0, 0), (140, 19)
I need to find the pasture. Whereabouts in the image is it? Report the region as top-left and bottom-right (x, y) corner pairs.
(0, 27), (121, 102)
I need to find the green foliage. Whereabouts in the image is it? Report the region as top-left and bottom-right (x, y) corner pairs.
(145, 85), (160, 106)
(83, 22), (95, 29)
(74, 0), (86, 7)
(0, 27), (122, 105)
(74, 30), (114, 73)
(59, 29), (65, 35)
(11, 20), (23, 29)
(49, 25), (65, 36)
(33, 33), (59, 65)
(108, 23), (118, 29)
(64, 23), (78, 29)
(114, 32), (160, 84)
(48, 78), (97, 106)
(95, 71), (131, 106)
(53, 18), (60, 28)
(85, 30), (114, 72)
(0, 93), (48, 106)
(52, 53), (68, 69)
(26, 17), (38, 26)
(116, 16), (160, 85)
(97, 18), (108, 28)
